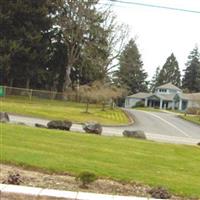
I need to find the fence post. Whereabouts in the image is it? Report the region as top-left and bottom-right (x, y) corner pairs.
(0, 85), (5, 98)
(29, 89), (33, 101)
(4, 86), (6, 99)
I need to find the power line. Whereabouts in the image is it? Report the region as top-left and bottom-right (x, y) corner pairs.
(104, 0), (200, 14)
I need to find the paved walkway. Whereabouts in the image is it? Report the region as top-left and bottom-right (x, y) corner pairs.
(0, 184), (162, 200)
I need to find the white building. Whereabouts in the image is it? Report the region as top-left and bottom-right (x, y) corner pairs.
(125, 83), (200, 111)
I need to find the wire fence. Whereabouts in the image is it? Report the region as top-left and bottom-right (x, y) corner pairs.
(0, 86), (78, 102)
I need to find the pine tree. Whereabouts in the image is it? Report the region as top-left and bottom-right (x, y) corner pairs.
(157, 53), (181, 87)
(150, 66), (160, 92)
(182, 47), (200, 92)
(116, 39), (148, 94)
(0, 0), (53, 88)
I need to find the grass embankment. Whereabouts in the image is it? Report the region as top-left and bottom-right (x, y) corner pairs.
(0, 96), (129, 125)
(180, 115), (200, 126)
(1, 123), (200, 198)
(134, 107), (184, 115)
(134, 107), (163, 112)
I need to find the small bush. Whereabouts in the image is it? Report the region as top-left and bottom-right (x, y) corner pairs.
(76, 171), (97, 188)
(3, 173), (22, 185)
(149, 186), (171, 199)
(186, 107), (200, 115)
(132, 101), (145, 108)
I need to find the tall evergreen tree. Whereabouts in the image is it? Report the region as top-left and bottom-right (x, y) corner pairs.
(0, 0), (54, 88)
(157, 53), (181, 87)
(150, 66), (160, 92)
(182, 47), (200, 92)
(116, 39), (148, 94)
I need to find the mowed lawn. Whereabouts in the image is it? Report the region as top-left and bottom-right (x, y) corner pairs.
(181, 115), (200, 126)
(0, 96), (129, 125)
(1, 123), (200, 198)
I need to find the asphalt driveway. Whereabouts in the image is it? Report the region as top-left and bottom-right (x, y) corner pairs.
(8, 109), (200, 145)
(126, 109), (200, 138)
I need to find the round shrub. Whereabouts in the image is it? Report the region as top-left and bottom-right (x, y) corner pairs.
(76, 171), (97, 188)
(132, 101), (145, 108)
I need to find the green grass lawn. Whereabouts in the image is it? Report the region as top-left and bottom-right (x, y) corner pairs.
(1, 123), (200, 198)
(0, 96), (129, 125)
(180, 115), (200, 125)
(134, 107), (185, 115)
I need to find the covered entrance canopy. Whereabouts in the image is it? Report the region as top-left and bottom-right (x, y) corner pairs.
(145, 95), (161, 108)
(145, 94), (175, 109)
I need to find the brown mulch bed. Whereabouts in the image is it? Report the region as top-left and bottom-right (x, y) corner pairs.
(0, 164), (197, 200)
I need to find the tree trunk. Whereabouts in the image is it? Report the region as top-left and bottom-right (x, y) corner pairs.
(86, 101), (89, 113)
(8, 78), (14, 95)
(63, 65), (72, 92)
(110, 99), (115, 110)
(9, 78), (14, 87)
(26, 78), (30, 89)
(102, 101), (106, 111)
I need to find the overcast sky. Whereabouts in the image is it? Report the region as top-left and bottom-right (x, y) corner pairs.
(101, 0), (200, 80)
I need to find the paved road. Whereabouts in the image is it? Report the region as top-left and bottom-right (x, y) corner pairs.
(126, 110), (200, 138)
(9, 109), (200, 145)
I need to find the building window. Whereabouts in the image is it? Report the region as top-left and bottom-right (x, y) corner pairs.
(159, 89), (167, 93)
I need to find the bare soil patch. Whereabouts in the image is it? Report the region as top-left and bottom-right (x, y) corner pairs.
(0, 164), (196, 200)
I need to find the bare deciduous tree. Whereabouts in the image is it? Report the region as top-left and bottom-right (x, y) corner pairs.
(57, 1), (129, 91)
(79, 81), (126, 112)
(82, 9), (130, 80)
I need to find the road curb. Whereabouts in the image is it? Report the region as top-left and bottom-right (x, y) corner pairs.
(0, 184), (163, 200)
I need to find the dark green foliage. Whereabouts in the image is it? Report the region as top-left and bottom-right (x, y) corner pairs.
(76, 171), (97, 188)
(0, 0), (53, 88)
(150, 66), (160, 92)
(56, 1), (112, 90)
(74, 16), (111, 85)
(133, 101), (145, 108)
(116, 39), (148, 94)
(46, 34), (68, 92)
(157, 53), (181, 87)
(182, 47), (200, 92)
(0, 1), (128, 91)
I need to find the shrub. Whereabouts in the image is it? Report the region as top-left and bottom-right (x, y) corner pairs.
(132, 101), (145, 108)
(3, 173), (22, 185)
(186, 107), (200, 115)
(149, 186), (171, 199)
(76, 171), (97, 188)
